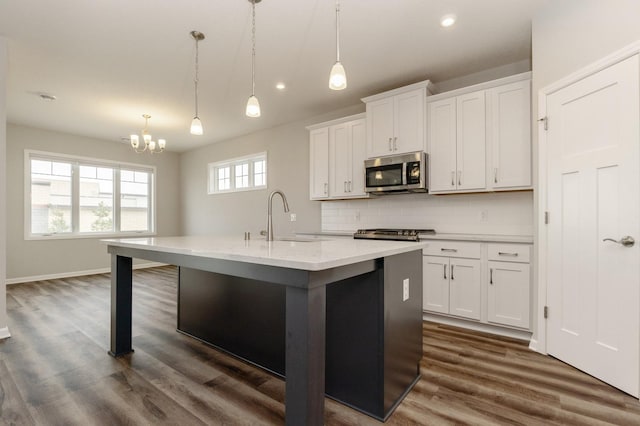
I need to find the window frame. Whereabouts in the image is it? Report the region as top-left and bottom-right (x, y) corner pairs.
(24, 150), (157, 240)
(208, 152), (268, 195)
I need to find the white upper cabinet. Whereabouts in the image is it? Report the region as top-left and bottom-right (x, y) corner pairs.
(309, 127), (330, 199)
(363, 80), (433, 158)
(307, 114), (368, 200)
(487, 80), (532, 190)
(428, 72), (532, 194)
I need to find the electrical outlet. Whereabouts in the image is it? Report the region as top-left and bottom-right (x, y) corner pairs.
(290, 213), (297, 222)
(480, 209), (489, 222)
(402, 278), (409, 301)
(355, 210), (361, 222)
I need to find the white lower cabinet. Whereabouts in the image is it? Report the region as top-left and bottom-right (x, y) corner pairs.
(487, 244), (531, 329)
(423, 241), (481, 321)
(423, 240), (532, 332)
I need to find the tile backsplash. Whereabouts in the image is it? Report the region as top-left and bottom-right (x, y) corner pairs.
(321, 191), (533, 236)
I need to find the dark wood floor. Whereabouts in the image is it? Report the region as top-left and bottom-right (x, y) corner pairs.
(1, 266), (639, 425)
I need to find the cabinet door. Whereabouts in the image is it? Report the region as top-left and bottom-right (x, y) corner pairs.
(488, 80), (531, 189)
(423, 256), (449, 314)
(448, 258), (481, 320)
(488, 261), (530, 329)
(456, 91), (486, 191)
(366, 98), (394, 157)
(428, 98), (458, 192)
(330, 123), (351, 198)
(309, 128), (329, 199)
(348, 119), (367, 196)
(394, 88), (426, 153)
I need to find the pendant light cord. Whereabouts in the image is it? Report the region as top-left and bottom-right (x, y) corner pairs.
(251, 0), (257, 96)
(194, 36), (200, 117)
(335, 0), (340, 62)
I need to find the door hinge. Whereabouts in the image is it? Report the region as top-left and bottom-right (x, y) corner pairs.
(544, 306), (549, 319)
(544, 211), (550, 224)
(538, 116), (548, 131)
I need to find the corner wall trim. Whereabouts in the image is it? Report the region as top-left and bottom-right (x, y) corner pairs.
(0, 327), (10, 339)
(5, 262), (168, 285)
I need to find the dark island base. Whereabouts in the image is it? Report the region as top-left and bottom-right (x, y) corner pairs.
(177, 252), (423, 421)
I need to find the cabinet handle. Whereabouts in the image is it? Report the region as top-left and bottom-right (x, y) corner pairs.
(388, 138), (393, 151)
(451, 264), (455, 280)
(324, 182), (328, 195)
(393, 137), (398, 151)
(458, 171), (462, 186)
(498, 252), (519, 257)
(451, 171), (455, 187)
(443, 263), (447, 279)
(490, 268), (493, 284)
(494, 168), (498, 184)
(344, 181), (347, 192)
(348, 181), (352, 192)
(440, 248), (457, 253)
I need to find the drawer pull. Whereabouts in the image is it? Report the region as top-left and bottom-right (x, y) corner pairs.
(441, 248), (458, 253)
(498, 252), (519, 257)
(490, 268), (493, 284)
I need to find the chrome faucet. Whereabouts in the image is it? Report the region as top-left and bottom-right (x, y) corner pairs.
(266, 190), (290, 241)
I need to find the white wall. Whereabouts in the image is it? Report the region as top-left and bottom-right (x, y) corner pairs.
(180, 105), (364, 238)
(322, 191), (533, 236)
(5, 124), (182, 281)
(531, 0), (640, 344)
(0, 37), (8, 337)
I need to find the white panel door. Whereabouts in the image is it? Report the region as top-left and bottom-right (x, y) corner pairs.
(428, 98), (457, 192)
(309, 128), (329, 199)
(448, 258), (481, 320)
(394, 88), (425, 153)
(546, 55), (640, 397)
(488, 261), (530, 329)
(349, 119), (367, 196)
(423, 256), (449, 314)
(488, 80), (532, 189)
(366, 98), (394, 157)
(456, 91), (486, 191)
(330, 123), (350, 198)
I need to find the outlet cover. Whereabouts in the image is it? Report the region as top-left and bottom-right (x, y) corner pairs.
(290, 213), (297, 222)
(402, 278), (409, 301)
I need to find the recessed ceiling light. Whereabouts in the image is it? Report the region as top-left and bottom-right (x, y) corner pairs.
(440, 14), (456, 28)
(276, 82), (286, 90)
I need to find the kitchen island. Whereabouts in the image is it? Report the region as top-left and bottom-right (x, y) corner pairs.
(104, 235), (426, 425)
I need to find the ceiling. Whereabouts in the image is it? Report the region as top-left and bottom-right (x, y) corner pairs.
(0, 0), (548, 153)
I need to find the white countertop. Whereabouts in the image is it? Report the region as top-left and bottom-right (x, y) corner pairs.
(103, 235), (428, 272)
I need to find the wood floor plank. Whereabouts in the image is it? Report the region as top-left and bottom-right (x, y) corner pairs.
(1, 266), (639, 425)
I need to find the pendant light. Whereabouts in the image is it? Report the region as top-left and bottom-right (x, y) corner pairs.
(190, 30), (205, 135)
(246, 0), (261, 118)
(329, 0), (347, 90)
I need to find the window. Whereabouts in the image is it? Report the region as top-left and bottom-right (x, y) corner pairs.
(26, 150), (155, 239)
(208, 152), (267, 194)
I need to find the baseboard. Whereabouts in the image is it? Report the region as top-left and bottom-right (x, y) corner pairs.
(423, 312), (532, 342)
(5, 262), (168, 285)
(0, 326), (11, 339)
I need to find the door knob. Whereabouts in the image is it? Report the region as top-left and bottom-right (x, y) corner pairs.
(603, 236), (635, 247)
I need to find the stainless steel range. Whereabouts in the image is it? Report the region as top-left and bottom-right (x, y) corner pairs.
(353, 228), (435, 242)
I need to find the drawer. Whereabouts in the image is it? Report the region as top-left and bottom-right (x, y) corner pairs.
(488, 244), (530, 263)
(422, 241), (481, 259)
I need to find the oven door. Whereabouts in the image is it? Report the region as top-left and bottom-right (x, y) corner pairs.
(365, 162), (405, 192)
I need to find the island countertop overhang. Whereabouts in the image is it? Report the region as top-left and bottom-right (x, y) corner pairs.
(102, 235), (428, 272)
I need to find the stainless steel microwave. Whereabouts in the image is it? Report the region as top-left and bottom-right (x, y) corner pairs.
(364, 151), (428, 194)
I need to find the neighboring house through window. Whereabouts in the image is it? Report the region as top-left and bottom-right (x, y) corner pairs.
(26, 150), (155, 239)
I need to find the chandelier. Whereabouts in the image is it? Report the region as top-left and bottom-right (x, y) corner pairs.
(130, 114), (166, 154)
